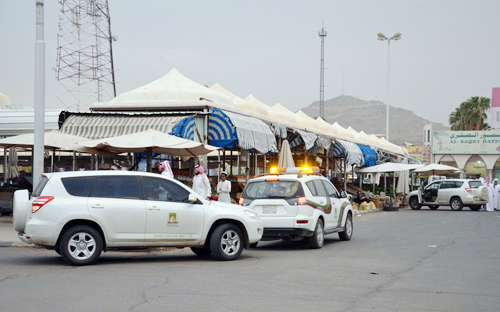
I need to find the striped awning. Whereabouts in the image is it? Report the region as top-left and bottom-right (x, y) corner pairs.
(333, 139), (363, 166)
(289, 129), (318, 150)
(60, 114), (184, 139)
(172, 108), (277, 153)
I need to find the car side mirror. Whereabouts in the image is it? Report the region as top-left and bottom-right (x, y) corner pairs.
(188, 193), (198, 204)
(340, 191), (347, 199)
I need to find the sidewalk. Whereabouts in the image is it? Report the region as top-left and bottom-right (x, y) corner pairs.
(0, 216), (31, 247)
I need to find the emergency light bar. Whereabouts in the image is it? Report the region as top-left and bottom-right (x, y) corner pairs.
(269, 166), (321, 175)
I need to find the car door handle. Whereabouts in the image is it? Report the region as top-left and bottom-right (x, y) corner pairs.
(90, 204), (104, 209)
(148, 206), (160, 211)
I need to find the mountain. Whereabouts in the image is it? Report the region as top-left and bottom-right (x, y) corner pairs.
(300, 95), (449, 145)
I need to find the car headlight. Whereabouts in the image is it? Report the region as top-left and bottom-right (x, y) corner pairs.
(244, 210), (260, 220)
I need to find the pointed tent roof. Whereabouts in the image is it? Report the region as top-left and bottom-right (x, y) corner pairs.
(237, 94), (271, 120)
(315, 117), (335, 136)
(295, 110), (321, 133)
(210, 83), (246, 104)
(271, 103), (297, 126)
(91, 68), (234, 111)
(332, 122), (356, 141)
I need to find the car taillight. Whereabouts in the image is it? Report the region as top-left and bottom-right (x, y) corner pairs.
(465, 188), (472, 193)
(286, 196), (307, 205)
(32, 196), (54, 213)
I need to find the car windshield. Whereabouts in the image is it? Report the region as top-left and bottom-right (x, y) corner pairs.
(242, 180), (304, 199)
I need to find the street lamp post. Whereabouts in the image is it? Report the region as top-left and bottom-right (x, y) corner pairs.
(377, 32), (401, 142)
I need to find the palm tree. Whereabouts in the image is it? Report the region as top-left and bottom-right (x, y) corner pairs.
(449, 97), (490, 130)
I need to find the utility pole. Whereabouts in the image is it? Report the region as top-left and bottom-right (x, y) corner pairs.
(33, 0), (45, 189)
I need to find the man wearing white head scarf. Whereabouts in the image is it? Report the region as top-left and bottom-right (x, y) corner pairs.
(486, 178), (495, 212)
(494, 178), (500, 211)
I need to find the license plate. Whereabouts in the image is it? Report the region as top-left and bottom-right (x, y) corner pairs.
(262, 206), (277, 214)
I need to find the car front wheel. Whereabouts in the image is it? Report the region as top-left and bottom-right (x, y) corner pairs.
(210, 223), (243, 261)
(308, 219), (324, 249)
(60, 225), (103, 266)
(450, 197), (464, 211)
(409, 196), (422, 210)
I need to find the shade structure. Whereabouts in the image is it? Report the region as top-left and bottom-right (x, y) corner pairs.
(278, 140), (295, 168)
(0, 130), (103, 154)
(357, 162), (423, 173)
(60, 114), (184, 140)
(81, 129), (218, 156)
(413, 163), (462, 175)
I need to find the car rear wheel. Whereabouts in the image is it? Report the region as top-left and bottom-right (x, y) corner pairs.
(210, 223), (243, 261)
(409, 196), (422, 210)
(60, 225), (103, 266)
(308, 219), (324, 249)
(429, 205), (439, 210)
(339, 213), (353, 241)
(450, 197), (464, 211)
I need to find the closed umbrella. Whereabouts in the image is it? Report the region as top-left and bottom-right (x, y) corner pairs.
(8, 147), (19, 180)
(278, 140), (295, 168)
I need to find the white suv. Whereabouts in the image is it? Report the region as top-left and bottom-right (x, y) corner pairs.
(407, 179), (489, 211)
(13, 171), (263, 265)
(239, 167), (353, 248)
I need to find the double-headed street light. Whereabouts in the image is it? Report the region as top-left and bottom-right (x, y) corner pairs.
(377, 32), (401, 142)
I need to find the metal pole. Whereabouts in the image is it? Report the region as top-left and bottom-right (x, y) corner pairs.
(386, 39), (391, 142)
(33, 0), (45, 189)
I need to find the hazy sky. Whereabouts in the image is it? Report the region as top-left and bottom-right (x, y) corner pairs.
(1, 0), (499, 126)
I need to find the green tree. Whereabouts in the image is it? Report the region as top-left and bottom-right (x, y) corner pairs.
(449, 97), (490, 130)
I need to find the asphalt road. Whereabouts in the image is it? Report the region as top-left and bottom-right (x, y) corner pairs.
(1, 208), (499, 312)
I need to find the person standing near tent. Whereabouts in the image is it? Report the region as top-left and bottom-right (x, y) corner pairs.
(485, 178), (495, 212)
(217, 171), (231, 203)
(193, 164), (211, 200)
(158, 160), (174, 179)
(494, 178), (500, 211)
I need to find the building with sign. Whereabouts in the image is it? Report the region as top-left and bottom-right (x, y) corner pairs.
(432, 130), (500, 179)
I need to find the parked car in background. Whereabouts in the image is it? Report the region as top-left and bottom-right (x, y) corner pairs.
(239, 167), (353, 248)
(407, 179), (489, 211)
(13, 171), (263, 265)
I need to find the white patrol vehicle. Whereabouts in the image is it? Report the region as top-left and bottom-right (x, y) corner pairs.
(13, 171), (263, 266)
(239, 167), (353, 248)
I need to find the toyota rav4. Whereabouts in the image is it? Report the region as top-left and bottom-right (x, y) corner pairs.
(13, 171), (263, 265)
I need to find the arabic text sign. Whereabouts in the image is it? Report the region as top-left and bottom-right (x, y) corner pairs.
(433, 131), (500, 154)
(404, 146), (425, 162)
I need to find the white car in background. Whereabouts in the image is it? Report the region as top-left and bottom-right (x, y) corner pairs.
(239, 167), (353, 248)
(13, 171), (263, 265)
(407, 179), (489, 211)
